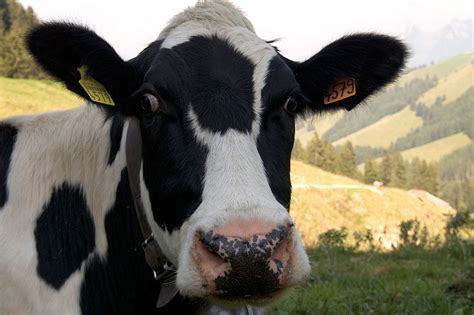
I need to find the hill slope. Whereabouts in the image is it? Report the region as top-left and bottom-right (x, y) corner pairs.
(290, 160), (454, 248)
(0, 76), (81, 118)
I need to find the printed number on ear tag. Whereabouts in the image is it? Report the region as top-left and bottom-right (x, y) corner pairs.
(324, 78), (356, 105)
(78, 65), (115, 106)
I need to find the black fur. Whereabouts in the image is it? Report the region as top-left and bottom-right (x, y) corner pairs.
(171, 36), (255, 133)
(141, 112), (208, 231)
(27, 23), (138, 112)
(0, 124), (17, 209)
(257, 57), (297, 210)
(284, 33), (408, 113)
(34, 183), (95, 290)
(105, 113), (125, 165)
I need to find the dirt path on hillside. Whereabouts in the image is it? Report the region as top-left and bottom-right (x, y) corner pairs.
(292, 184), (384, 195)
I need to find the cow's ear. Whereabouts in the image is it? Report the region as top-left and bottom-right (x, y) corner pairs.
(284, 34), (408, 114)
(27, 22), (139, 114)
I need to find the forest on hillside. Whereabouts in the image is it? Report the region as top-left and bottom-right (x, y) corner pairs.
(0, 0), (45, 78)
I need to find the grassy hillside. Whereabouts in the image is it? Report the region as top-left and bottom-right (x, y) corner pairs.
(361, 133), (472, 169)
(417, 63), (474, 107)
(398, 52), (473, 86)
(290, 160), (454, 247)
(399, 133), (471, 162)
(332, 106), (423, 148)
(0, 76), (80, 118)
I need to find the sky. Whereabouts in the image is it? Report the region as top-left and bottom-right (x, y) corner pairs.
(18, 0), (473, 61)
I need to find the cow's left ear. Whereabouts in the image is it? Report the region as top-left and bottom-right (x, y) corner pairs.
(27, 22), (139, 114)
(283, 34), (408, 114)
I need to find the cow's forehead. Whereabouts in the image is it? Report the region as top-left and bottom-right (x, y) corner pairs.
(146, 23), (282, 136)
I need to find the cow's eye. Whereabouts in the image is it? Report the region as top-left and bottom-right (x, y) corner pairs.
(140, 93), (160, 112)
(284, 96), (298, 114)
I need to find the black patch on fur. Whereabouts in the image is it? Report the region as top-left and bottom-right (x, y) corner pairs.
(141, 120), (208, 230)
(34, 183), (95, 290)
(0, 124), (17, 209)
(151, 35), (255, 133)
(258, 57), (296, 210)
(105, 113), (125, 165)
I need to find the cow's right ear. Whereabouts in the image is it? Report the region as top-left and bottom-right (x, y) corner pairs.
(27, 22), (139, 114)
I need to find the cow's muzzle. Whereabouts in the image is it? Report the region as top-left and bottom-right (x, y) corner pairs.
(194, 222), (292, 300)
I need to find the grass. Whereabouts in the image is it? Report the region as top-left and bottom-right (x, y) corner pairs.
(398, 52), (474, 87)
(272, 242), (474, 314)
(0, 76), (80, 118)
(399, 133), (472, 162)
(332, 106), (423, 149)
(417, 64), (474, 107)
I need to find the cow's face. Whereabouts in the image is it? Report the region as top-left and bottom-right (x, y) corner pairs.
(135, 23), (306, 303)
(27, 1), (407, 306)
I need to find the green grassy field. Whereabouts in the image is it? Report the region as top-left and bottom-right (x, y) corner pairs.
(272, 242), (473, 314)
(332, 106), (423, 149)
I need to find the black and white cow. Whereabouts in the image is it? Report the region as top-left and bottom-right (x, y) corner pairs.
(0, 1), (407, 314)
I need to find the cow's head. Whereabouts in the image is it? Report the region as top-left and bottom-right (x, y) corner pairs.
(27, 1), (406, 306)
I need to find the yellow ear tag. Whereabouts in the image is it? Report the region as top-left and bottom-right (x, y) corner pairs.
(324, 78), (356, 105)
(78, 65), (115, 106)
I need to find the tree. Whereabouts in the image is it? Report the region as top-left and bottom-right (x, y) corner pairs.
(339, 141), (359, 179)
(390, 152), (407, 188)
(321, 142), (340, 173)
(0, 0), (46, 78)
(291, 139), (304, 160)
(408, 158), (421, 188)
(304, 132), (322, 165)
(363, 157), (378, 184)
(380, 151), (392, 185)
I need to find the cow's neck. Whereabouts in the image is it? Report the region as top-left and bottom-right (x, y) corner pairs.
(58, 107), (159, 312)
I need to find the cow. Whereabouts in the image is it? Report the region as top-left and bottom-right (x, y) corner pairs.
(0, 1), (407, 314)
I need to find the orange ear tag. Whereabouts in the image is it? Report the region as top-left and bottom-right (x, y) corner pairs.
(324, 78), (356, 105)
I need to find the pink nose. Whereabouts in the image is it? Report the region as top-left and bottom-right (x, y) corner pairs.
(194, 221), (292, 299)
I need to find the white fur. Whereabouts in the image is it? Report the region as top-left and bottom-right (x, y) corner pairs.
(0, 106), (128, 314)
